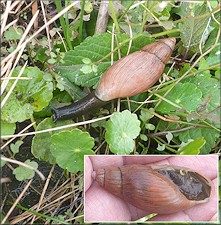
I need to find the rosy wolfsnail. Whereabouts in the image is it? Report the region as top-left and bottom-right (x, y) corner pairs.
(52, 38), (176, 122)
(92, 164), (213, 214)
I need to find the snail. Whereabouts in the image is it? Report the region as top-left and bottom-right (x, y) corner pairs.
(92, 164), (213, 214)
(52, 38), (176, 122)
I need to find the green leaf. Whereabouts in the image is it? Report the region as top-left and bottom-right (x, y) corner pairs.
(135, 213), (157, 222)
(1, 94), (34, 123)
(13, 160), (38, 181)
(31, 118), (72, 164)
(1, 67), (53, 123)
(156, 83), (202, 113)
(4, 26), (23, 41)
(1, 159), (6, 167)
(56, 33), (154, 88)
(10, 140), (23, 155)
(175, 127), (219, 154)
(185, 73), (220, 128)
(157, 144), (165, 151)
(82, 58), (91, 64)
(166, 132), (173, 144)
(177, 137), (205, 154)
(139, 109), (154, 122)
(179, 3), (211, 52)
(1, 120), (16, 139)
(50, 129), (95, 173)
(140, 134), (148, 141)
(105, 110), (141, 154)
(145, 123), (155, 131)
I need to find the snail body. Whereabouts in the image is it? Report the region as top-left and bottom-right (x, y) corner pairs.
(93, 164), (212, 214)
(53, 38), (176, 122)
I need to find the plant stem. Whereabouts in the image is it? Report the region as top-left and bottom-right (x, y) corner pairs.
(109, 0), (121, 34)
(79, 0), (86, 42)
(152, 136), (177, 153)
(118, 0), (135, 23)
(55, 0), (73, 50)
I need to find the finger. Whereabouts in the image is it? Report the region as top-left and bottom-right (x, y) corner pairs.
(185, 177), (218, 222)
(85, 182), (131, 222)
(84, 156), (93, 192)
(89, 155), (124, 170)
(124, 156), (170, 165)
(148, 212), (192, 222)
(168, 155), (218, 179)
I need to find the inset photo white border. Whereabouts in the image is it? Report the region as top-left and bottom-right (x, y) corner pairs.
(84, 155), (219, 223)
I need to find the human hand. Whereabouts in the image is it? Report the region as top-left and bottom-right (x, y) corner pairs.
(84, 155), (218, 222)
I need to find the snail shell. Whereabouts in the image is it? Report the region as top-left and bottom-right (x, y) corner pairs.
(53, 38), (176, 121)
(96, 38), (176, 101)
(93, 164), (213, 214)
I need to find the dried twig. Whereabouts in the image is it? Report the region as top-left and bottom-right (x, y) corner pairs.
(95, 0), (109, 34)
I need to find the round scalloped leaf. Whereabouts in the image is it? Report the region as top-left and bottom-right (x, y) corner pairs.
(156, 83), (202, 113)
(50, 129), (95, 173)
(1, 120), (16, 140)
(31, 118), (72, 164)
(105, 110), (141, 154)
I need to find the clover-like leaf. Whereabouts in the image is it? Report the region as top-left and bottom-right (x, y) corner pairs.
(10, 140), (23, 155)
(105, 110), (141, 154)
(50, 129), (95, 173)
(13, 160), (38, 181)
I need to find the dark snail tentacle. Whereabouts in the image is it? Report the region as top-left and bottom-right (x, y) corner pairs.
(52, 92), (107, 122)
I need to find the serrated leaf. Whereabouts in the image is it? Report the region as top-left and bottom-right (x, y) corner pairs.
(156, 83), (202, 113)
(1, 67), (53, 123)
(177, 137), (205, 155)
(175, 127), (219, 153)
(56, 33), (154, 88)
(13, 160), (38, 181)
(179, 3), (210, 51)
(50, 129), (95, 173)
(10, 140), (23, 155)
(31, 118), (72, 164)
(105, 110), (141, 154)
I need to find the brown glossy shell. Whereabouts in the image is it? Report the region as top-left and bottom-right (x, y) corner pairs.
(95, 38), (176, 101)
(93, 164), (213, 214)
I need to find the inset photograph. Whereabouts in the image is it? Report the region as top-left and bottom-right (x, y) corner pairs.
(84, 155), (218, 222)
